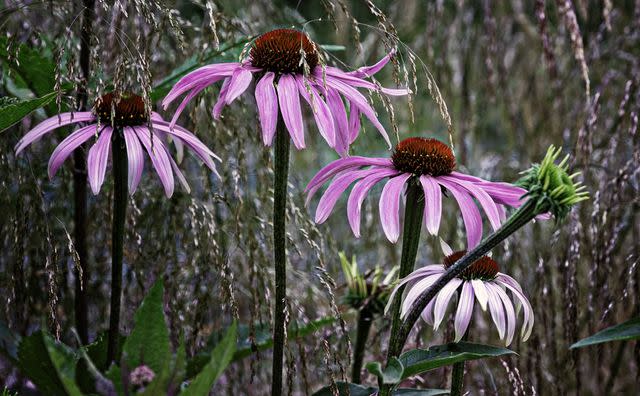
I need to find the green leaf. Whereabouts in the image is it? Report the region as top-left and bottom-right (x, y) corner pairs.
(0, 321), (20, 364)
(570, 316), (640, 349)
(18, 331), (82, 396)
(121, 280), (170, 374)
(187, 316), (335, 378)
(0, 37), (56, 97)
(181, 321), (237, 396)
(311, 381), (377, 396)
(399, 342), (515, 379)
(365, 357), (404, 384)
(0, 91), (59, 133)
(76, 331), (125, 393)
(394, 389), (450, 395)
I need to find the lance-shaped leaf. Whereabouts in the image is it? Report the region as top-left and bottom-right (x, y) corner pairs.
(0, 37), (56, 97)
(570, 316), (640, 349)
(0, 92), (59, 133)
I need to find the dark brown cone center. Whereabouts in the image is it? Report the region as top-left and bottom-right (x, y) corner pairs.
(93, 92), (148, 127)
(391, 137), (456, 176)
(443, 251), (500, 280)
(250, 29), (319, 75)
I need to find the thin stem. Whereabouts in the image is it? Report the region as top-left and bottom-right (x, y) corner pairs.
(271, 114), (290, 396)
(352, 308), (374, 383)
(106, 130), (128, 364)
(389, 199), (538, 359)
(450, 331), (469, 396)
(73, 0), (95, 345)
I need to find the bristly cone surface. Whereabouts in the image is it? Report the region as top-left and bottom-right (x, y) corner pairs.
(94, 92), (148, 127)
(250, 29), (319, 75)
(391, 137), (456, 176)
(444, 251), (499, 281)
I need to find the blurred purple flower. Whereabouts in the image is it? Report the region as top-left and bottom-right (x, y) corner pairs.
(129, 364), (155, 387)
(387, 240), (534, 345)
(162, 29), (409, 155)
(306, 137), (527, 247)
(15, 92), (220, 197)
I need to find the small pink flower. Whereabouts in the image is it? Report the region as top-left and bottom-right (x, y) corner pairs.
(387, 240), (534, 346)
(129, 364), (155, 387)
(306, 137), (528, 247)
(15, 92), (220, 197)
(163, 29), (409, 155)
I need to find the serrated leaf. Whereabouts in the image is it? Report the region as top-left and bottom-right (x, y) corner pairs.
(0, 92), (58, 132)
(399, 342), (515, 379)
(365, 357), (404, 384)
(180, 321), (237, 396)
(121, 280), (170, 374)
(186, 316), (335, 378)
(570, 316), (640, 349)
(312, 381), (377, 396)
(0, 37), (56, 97)
(18, 331), (82, 396)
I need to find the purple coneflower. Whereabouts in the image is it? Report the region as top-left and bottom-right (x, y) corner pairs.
(306, 137), (527, 247)
(15, 92), (220, 196)
(387, 240), (534, 345)
(162, 28), (408, 155)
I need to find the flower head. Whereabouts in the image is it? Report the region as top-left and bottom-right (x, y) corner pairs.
(15, 92), (220, 197)
(387, 240), (534, 346)
(306, 137), (527, 247)
(162, 28), (409, 156)
(129, 364), (155, 388)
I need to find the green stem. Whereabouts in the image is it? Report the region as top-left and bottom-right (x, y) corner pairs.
(450, 331), (469, 396)
(389, 199), (538, 360)
(352, 308), (374, 384)
(106, 130), (128, 364)
(271, 115), (290, 396)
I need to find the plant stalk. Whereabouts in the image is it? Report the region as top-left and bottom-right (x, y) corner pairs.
(352, 308), (374, 383)
(450, 331), (469, 396)
(73, 0), (95, 345)
(271, 114), (290, 396)
(106, 130), (128, 364)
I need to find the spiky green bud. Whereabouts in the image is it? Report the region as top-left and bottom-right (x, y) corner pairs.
(339, 252), (397, 315)
(517, 145), (589, 222)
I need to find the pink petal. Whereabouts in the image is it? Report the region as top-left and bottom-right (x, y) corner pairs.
(492, 283), (517, 346)
(497, 276), (534, 341)
(420, 175), (442, 235)
(348, 103), (361, 144)
(325, 89), (349, 156)
(212, 78), (231, 120)
(400, 274), (442, 318)
(378, 173), (412, 243)
(443, 175), (502, 231)
(454, 281), (475, 342)
(224, 67), (253, 104)
(485, 283), (507, 340)
(305, 156), (393, 197)
(122, 127), (144, 193)
(433, 278), (463, 331)
(322, 66), (410, 96)
(255, 72), (279, 146)
(162, 63), (240, 108)
(47, 124), (98, 179)
(296, 76), (336, 148)
(86, 127), (113, 195)
(135, 127), (175, 197)
(347, 168), (398, 237)
(15, 112), (95, 154)
(347, 53), (394, 78)
(315, 169), (370, 223)
(436, 177), (483, 249)
(471, 279), (489, 311)
(277, 74), (305, 149)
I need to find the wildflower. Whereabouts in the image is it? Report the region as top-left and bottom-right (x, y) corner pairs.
(306, 137), (527, 247)
(387, 240), (534, 345)
(129, 364), (155, 388)
(162, 28), (409, 155)
(15, 92), (220, 197)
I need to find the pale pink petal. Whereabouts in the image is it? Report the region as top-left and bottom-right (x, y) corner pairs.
(442, 175), (502, 231)
(277, 74), (305, 149)
(420, 175), (442, 235)
(348, 103), (361, 144)
(315, 169), (370, 223)
(378, 173), (412, 243)
(296, 76), (336, 148)
(433, 278), (463, 331)
(255, 72), (279, 146)
(347, 52), (394, 78)
(122, 127), (144, 193)
(321, 66), (410, 96)
(485, 283), (507, 340)
(400, 274), (442, 318)
(347, 168), (399, 237)
(135, 127), (174, 197)
(492, 283), (517, 346)
(454, 281), (475, 342)
(325, 89), (349, 156)
(86, 127), (113, 195)
(47, 124), (99, 179)
(162, 63), (240, 108)
(169, 81), (210, 128)
(385, 266), (444, 316)
(305, 156), (393, 196)
(212, 78), (231, 120)
(471, 279), (489, 311)
(497, 276), (534, 340)
(224, 67), (253, 104)
(436, 177), (483, 249)
(421, 298), (437, 325)
(15, 112), (95, 154)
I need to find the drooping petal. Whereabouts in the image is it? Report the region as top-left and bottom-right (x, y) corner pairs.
(315, 169), (370, 223)
(47, 124), (99, 179)
(86, 127), (113, 195)
(322, 66), (410, 96)
(442, 175), (502, 231)
(454, 281), (475, 342)
(347, 168), (399, 237)
(167, 149), (191, 194)
(492, 283), (517, 346)
(420, 175), (443, 235)
(470, 279), (489, 311)
(497, 276), (534, 341)
(432, 278), (463, 331)
(485, 283), (507, 340)
(169, 81), (211, 128)
(324, 89), (349, 156)
(255, 72), (279, 146)
(296, 76), (336, 148)
(277, 74), (305, 149)
(384, 265), (444, 316)
(348, 102), (361, 144)
(421, 298), (437, 325)
(305, 156), (393, 196)
(436, 177), (483, 249)
(122, 127), (145, 193)
(135, 127), (175, 197)
(378, 173), (412, 243)
(15, 112), (95, 154)
(224, 67), (253, 104)
(400, 273), (442, 318)
(162, 63), (240, 108)
(212, 78), (231, 120)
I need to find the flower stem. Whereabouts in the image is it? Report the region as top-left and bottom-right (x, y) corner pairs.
(73, 0), (95, 345)
(352, 308), (374, 383)
(106, 130), (128, 364)
(388, 199), (538, 360)
(450, 331), (469, 396)
(271, 115), (290, 396)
